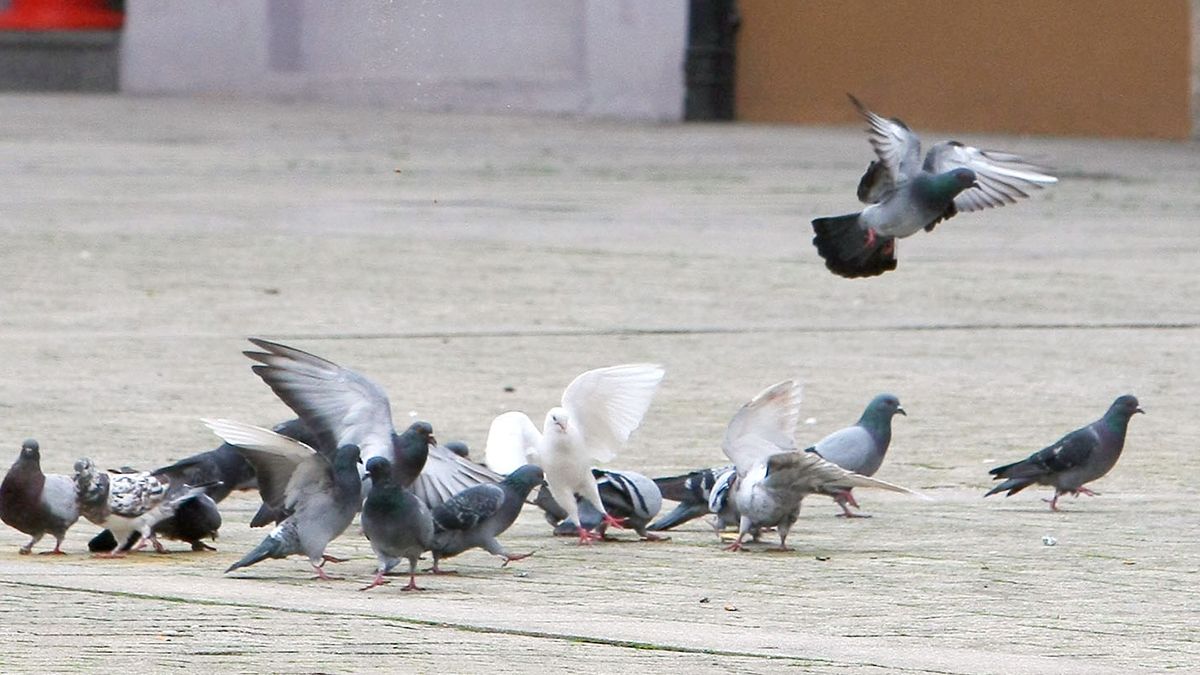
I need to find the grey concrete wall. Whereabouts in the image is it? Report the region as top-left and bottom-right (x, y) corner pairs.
(119, 0), (688, 121)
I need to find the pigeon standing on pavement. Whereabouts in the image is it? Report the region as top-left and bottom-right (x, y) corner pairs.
(812, 94), (1058, 278)
(428, 464), (544, 573)
(483, 363), (665, 544)
(540, 469), (665, 541)
(242, 338), (500, 509)
(985, 395), (1144, 511)
(805, 393), (906, 517)
(207, 419), (362, 579)
(360, 457), (434, 591)
(722, 381), (925, 552)
(0, 440), (79, 555)
(73, 458), (214, 557)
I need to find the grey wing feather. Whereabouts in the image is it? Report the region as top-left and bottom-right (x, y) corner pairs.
(766, 451), (925, 497)
(432, 483), (505, 532)
(924, 141), (1058, 213)
(412, 445), (502, 510)
(848, 94), (923, 183)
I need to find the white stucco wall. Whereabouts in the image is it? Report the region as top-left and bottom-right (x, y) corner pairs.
(120, 0), (689, 121)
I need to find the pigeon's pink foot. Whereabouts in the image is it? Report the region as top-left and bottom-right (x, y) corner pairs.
(322, 554), (349, 564)
(601, 513), (627, 529)
(428, 561), (459, 575)
(724, 539), (745, 552)
(37, 548), (68, 556)
(578, 527), (601, 545)
(311, 562), (337, 580)
(501, 551), (534, 566)
(641, 532), (670, 542)
(1076, 487), (1099, 497)
(1042, 494), (1063, 512)
(401, 575), (425, 592)
(360, 573), (388, 591)
(864, 228), (878, 248)
(150, 537), (168, 554)
(836, 509), (872, 519)
(93, 550), (127, 559)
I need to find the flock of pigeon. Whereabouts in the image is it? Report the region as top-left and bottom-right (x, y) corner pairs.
(0, 97), (1143, 591)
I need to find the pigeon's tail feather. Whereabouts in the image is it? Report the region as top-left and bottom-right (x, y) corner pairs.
(225, 534), (287, 573)
(647, 503), (710, 532)
(984, 477), (1035, 498)
(812, 213), (897, 278)
(651, 472), (696, 503)
(249, 502), (284, 528)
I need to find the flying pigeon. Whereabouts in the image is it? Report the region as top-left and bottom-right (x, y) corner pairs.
(812, 94), (1058, 278)
(0, 439), (80, 555)
(647, 465), (739, 535)
(242, 338), (501, 509)
(722, 380), (925, 552)
(483, 363), (665, 544)
(207, 418), (362, 579)
(73, 458), (214, 557)
(985, 395), (1143, 511)
(360, 457), (434, 591)
(540, 469), (665, 541)
(805, 393), (906, 517)
(429, 464), (544, 573)
(88, 493), (223, 553)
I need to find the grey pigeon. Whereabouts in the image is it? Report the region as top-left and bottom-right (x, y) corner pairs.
(243, 338), (501, 509)
(207, 419), (362, 579)
(443, 440), (471, 458)
(429, 464), (544, 573)
(812, 94), (1057, 278)
(647, 465), (740, 535)
(805, 393), (906, 517)
(73, 458), (214, 557)
(722, 381), (925, 552)
(542, 469), (665, 541)
(0, 440), (79, 554)
(360, 457), (434, 591)
(986, 395), (1143, 511)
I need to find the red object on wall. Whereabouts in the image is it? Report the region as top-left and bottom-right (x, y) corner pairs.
(0, 0), (124, 30)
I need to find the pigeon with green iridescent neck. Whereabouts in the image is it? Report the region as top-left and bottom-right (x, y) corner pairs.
(986, 395), (1143, 511)
(805, 393), (906, 517)
(812, 94), (1058, 278)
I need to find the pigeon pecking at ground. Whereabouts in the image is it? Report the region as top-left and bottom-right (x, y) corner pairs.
(539, 468), (665, 541)
(428, 464), (545, 573)
(360, 456), (434, 592)
(0, 439), (80, 555)
(985, 395), (1144, 511)
(483, 363), (665, 544)
(647, 465), (737, 534)
(207, 418), (362, 580)
(811, 94), (1057, 278)
(804, 393), (906, 517)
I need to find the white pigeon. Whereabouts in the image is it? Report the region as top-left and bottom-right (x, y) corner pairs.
(722, 380), (926, 552)
(483, 363), (665, 544)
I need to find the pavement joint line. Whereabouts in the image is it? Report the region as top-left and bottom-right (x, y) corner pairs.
(0, 578), (932, 670)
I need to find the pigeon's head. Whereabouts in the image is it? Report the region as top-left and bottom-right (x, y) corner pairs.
(950, 167), (978, 190)
(443, 440), (470, 458)
(334, 443), (362, 470)
(364, 456), (392, 483)
(867, 393), (905, 418)
(545, 407), (569, 435)
(406, 421), (437, 448)
(503, 464), (546, 494)
(1110, 395), (1144, 418)
(19, 439), (40, 462)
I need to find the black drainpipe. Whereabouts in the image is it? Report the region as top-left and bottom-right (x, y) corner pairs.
(684, 0), (740, 121)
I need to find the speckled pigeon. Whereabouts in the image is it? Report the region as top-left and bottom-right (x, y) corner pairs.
(986, 395), (1143, 511)
(0, 440), (79, 555)
(812, 94), (1057, 278)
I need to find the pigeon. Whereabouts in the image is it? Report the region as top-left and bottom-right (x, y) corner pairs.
(360, 457), (435, 591)
(429, 464), (545, 573)
(811, 94), (1058, 278)
(242, 338), (501, 509)
(443, 440), (471, 458)
(805, 393), (906, 517)
(541, 469), (665, 541)
(73, 458), (215, 557)
(985, 395), (1144, 511)
(647, 465), (739, 535)
(88, 493), (223, 553)
(207, 418), (363, 579)
(483, 363), (665, 544)
(0, 440), (80, 555)
(722, 380), (925, 552)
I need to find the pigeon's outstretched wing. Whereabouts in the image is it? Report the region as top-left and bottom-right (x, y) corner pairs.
(413, 445), (503, 509)
(484, 411), (543, 474)
(243, 338), (396, 462)
(849, 94), (923, 184)
(560, 364), (665, 463)
(722, 380), (802, 476)
(432, 483), (506, 533)
(765, 451), (926, 497)
(924, 142), (1058, 213)
(202, 418), (323, 520)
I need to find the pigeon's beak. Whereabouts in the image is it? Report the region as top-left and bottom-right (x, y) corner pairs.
(896, 406), (907, 416)
(430, 435), (438, 447)
(971, 181), (981, 190)
(1136, 407), (1145, 414)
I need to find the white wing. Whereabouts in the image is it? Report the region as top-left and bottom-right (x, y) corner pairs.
(923, 141), (1058, 213)
(561, 363), (665, 463)
(483, 411), (543, 474)
(849, 94), (923, 183)
(722, 380), (803, 476)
